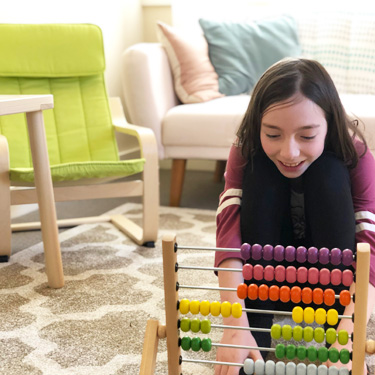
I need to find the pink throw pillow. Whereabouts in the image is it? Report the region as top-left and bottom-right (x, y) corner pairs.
(156, 21), (223, 104)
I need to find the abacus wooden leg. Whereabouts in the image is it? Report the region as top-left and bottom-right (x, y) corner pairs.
(352, 242), (370, 375)
(170, 159), (186, 207)
(139, 319), (163, 375)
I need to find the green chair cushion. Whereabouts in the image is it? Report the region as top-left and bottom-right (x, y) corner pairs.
(0, 24), (105, 77)
(10, 159), (145, 183)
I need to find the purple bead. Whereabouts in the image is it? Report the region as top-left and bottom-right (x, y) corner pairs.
(274, 245), (285, 262)
(251, 244), (262, 261)
(307, 247), (318, 264)
(285, 246), (296, 262)
(263, 244), (274, 261)
(330, 248), (342, 266)
(240, 243), (251, 261)
(296, 246), (307, 263)
(319, 247), (330, 265)
(342, 249), (354, 266)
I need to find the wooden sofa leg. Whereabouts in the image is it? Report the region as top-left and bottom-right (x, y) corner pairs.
(214, 160), (226, 183)
(170, 159), (186, 207)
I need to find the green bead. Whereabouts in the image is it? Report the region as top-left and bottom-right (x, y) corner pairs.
(340, 348), (350, 364)
(180, 336), (191, 351)
(201, 338), (212, 352)
(191, 337), (201, 352)
(286, 344), (296, 360)
(325, 328), (337, 345)
(275, 343), (286, 359)
(338, 329), (349, 345)
(190, 318), (200, 333)
(314, 327), (325, 343)
(296, 345), (307, 360)
(200, 319), (211, 334)
(307, 346), (318, 361)
(303, 326), (314, 342)
(282, 324), (293, 340)
(271, 324), (282, 339)
(317, 346), (329, 362)
(328, 347), (340, 363)
(180, 318), (190, 332)
(293, 326), (303, 341)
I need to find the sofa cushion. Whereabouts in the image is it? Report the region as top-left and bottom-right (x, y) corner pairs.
(156, 21), (223, 104)
(199, 15), (301, 96)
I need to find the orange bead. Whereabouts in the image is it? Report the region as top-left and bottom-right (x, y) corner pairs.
(313, 288), (324, 305)
(259, 284), (269, 301)
(269, 285), (280, 301)
(237, 283), (248, 299)
(248, 284), (258, 300)
(301, 287), (313, 304)
(339, 290), (352, 306)
(324, 289), (335, 306)
(291, 286), (302, 303)
(280, 285), (291, 303)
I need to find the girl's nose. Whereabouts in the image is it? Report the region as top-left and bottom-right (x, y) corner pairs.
(280, 139), (300, 160)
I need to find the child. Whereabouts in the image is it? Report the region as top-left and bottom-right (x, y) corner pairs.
(215, 58), (375, 374)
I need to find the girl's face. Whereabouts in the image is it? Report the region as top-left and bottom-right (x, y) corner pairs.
(260, 95), (328, 178)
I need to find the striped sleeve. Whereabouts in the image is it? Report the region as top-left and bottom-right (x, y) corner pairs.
(215, 145), (247, 268)
(351, 143), (375, 286)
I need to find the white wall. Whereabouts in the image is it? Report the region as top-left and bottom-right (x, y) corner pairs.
(0, 0), (143, 103)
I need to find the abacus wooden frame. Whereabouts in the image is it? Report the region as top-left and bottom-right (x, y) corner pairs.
(139, 235), (370, 375)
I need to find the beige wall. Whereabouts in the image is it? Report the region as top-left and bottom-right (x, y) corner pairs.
(142, 5), (172, 42)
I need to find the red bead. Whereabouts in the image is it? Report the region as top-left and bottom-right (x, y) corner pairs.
(331, 269), (342, 286)
(342, 270), (354, 286)
(242, 264), (253, 280)
(286, 266), (297, 283)
(297, 267), (308, 283)
(264, 265), (275, 281)
(259, 284), (269, 301)
(248, 284), (258, 300)
(275, 265), (286, 282)
(313, 288), (324, 305)
(269, 285), (280, 301)
(253, 264), (264, 280)
(291, 286), (302, 303)
(280, 285), (291, 303)
(302, 287), (313, 304)
(319, 268), (330, 285)
(237, 283), (248, 299)
(340, 290), (351, 306)
(323, 289), (335, 306)
(308, 267), (319, 284)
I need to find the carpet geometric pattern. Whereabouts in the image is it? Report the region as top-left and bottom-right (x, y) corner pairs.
(1, 203), (374, 374)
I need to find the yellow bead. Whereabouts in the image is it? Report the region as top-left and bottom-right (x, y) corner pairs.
(315, 308), (327, 325)
(231, 302), (242, 318)
(190, 300), (200, 315)
(304, 307), (315, 324)
(200, 300), (210, 316)
(221, 301), (232, 318)
(292, 306), (304, 323)
(210, 301), (221, 316)
(179, 299), (190, 315)
(327, 309), (339, 326)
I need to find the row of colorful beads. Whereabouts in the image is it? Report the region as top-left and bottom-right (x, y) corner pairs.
(237, 284), (351, 306)
(240, 243), (353, 266)
(180, 336), (212, 352)
(179, 317), (211, 334)
(270, 324), (349, 345)
(242, 264), (353, 286)
(275, 343), (350, 364)
(292, 306), (339, 326)
(242, 358), (349, 375)
(179, 299), (243, 318)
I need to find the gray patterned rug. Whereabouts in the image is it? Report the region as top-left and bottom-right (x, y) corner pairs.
(1, 203), (374, 375)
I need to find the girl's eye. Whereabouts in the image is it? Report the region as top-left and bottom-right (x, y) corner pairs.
(301, 135), (316, 140)
(266, 134), (280, 139)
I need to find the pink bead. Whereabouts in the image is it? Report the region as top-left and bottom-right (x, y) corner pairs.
(297, 267), (308, 283)
(308, 267), (319, 284)
(275, 265), (286, 282)
(242, 264), (253, 280)
(264, 265), (275, 281)
(286, 266), (297, 283)
(342, 269), (354, 286)
(331, 269), (342, 285)
(319, 268), (331, 285)
(253, 265), (264, 280)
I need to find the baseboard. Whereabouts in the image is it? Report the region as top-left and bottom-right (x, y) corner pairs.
(160, 159), (216, 171)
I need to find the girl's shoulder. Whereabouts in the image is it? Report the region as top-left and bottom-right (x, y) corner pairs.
(350, 139), (375, 190)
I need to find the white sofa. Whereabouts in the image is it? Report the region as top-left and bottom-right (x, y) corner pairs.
(122, 13), (375, 206)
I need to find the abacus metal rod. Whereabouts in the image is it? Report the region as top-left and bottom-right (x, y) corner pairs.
(177, 245), (240, 252)
(178, 265), (242, 272)
(213, 343), (276, 352)
(181, 358), (243, 366)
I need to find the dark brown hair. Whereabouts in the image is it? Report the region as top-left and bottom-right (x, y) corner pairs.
(236, 58), (366, 167)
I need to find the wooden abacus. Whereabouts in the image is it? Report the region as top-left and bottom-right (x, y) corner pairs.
(139, 233), (374, 374)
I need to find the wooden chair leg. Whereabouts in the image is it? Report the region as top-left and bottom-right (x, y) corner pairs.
(213, 160), (226, 183)
(170, 159), (186, 207)
(0, 135), (11, 260)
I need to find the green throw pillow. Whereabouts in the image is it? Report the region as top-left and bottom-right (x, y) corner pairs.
(199, 15), (301, 96)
